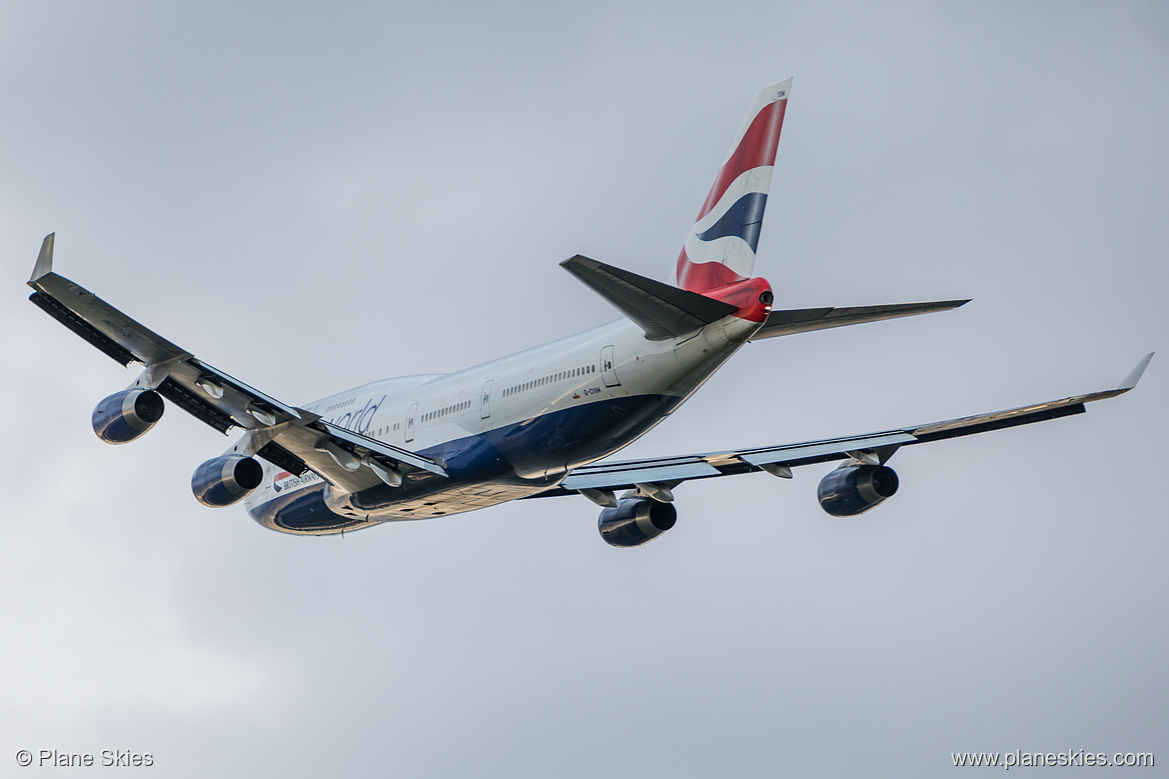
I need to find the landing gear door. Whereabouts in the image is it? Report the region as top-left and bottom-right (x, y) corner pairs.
(405, 402), (418, 443)
(480, 379), (494, 420)
(601, 345), (620, 387)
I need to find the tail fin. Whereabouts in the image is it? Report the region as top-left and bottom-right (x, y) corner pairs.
(675, 79), (791, 293)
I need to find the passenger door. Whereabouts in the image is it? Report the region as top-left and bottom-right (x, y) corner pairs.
(405, 402), (418, 442)
(480, 379), (494, 420)
(601, 345), (620, 387)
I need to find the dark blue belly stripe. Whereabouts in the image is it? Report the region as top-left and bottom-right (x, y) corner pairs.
(250, 394), (680, 533)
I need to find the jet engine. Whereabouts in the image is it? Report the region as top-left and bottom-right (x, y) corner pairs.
(91, 388), (165, 444)
(192, 455), (264, 507)
(598, 497), (677, 547)
(817, 463), (899, 517)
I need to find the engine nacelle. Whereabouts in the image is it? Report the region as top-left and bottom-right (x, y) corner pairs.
(817, 463), (899, 517)
(192, 455), (264, 508)
(91, 388), (165, 444)
(598, 497), (677, 547)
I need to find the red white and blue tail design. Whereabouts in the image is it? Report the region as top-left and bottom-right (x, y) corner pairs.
(675, 79), (791, 293)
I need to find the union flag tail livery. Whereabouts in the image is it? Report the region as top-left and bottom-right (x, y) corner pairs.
(26, 78), (1149, 546)
(675, 78), (791, 293)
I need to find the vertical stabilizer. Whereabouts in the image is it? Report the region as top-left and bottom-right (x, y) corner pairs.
(675, 79), (791, 292)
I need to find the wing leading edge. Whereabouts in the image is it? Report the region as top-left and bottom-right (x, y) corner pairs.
(529, 353), (1154, 500)
(27, 234), (446, 491)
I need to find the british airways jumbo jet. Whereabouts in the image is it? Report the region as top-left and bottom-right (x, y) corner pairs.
(27, 80), (1152, 546)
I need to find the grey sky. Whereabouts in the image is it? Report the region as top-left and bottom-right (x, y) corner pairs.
(2, 1), (1166, 776)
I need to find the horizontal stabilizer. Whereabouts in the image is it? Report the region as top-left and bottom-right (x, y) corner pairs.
(561, 255), (737, 340)
(751, 299), (970, 340)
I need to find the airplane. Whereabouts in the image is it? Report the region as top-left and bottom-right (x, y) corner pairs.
(26, 78), (1153, 547)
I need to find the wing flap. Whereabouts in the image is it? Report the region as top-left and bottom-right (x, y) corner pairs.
(30, 274), (189, 366)
(563, 456), (721, 490)
(316, 421), (447, 476)
(738, 432), (918, 467)
(156, 377), (237, 433)
(29, 291), (136, 366)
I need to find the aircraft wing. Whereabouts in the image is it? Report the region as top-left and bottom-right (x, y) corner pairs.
(531, 353), (1153, 501)
(27, 234), (446, 492)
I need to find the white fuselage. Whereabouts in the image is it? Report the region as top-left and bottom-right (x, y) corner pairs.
(245, 311), (764, 535)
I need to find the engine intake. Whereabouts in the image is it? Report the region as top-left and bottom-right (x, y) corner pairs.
(817, 463), (899, 517)
(92, 388), (165, 444)
(598, 497), (677, 547)
(192, 455), (264, 507)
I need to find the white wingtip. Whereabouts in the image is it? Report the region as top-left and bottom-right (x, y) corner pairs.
(30, 233), (55, 282)
(1119, 352), (1154, 391)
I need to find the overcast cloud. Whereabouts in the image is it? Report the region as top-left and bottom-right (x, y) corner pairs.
(2, 1), (1166, 776)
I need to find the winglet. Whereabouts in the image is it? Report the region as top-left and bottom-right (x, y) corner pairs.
(30, 233), (55, 283)
(1119, 352), (1154, 391)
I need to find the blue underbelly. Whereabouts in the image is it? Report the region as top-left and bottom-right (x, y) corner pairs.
(250, 394), (679, 534)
